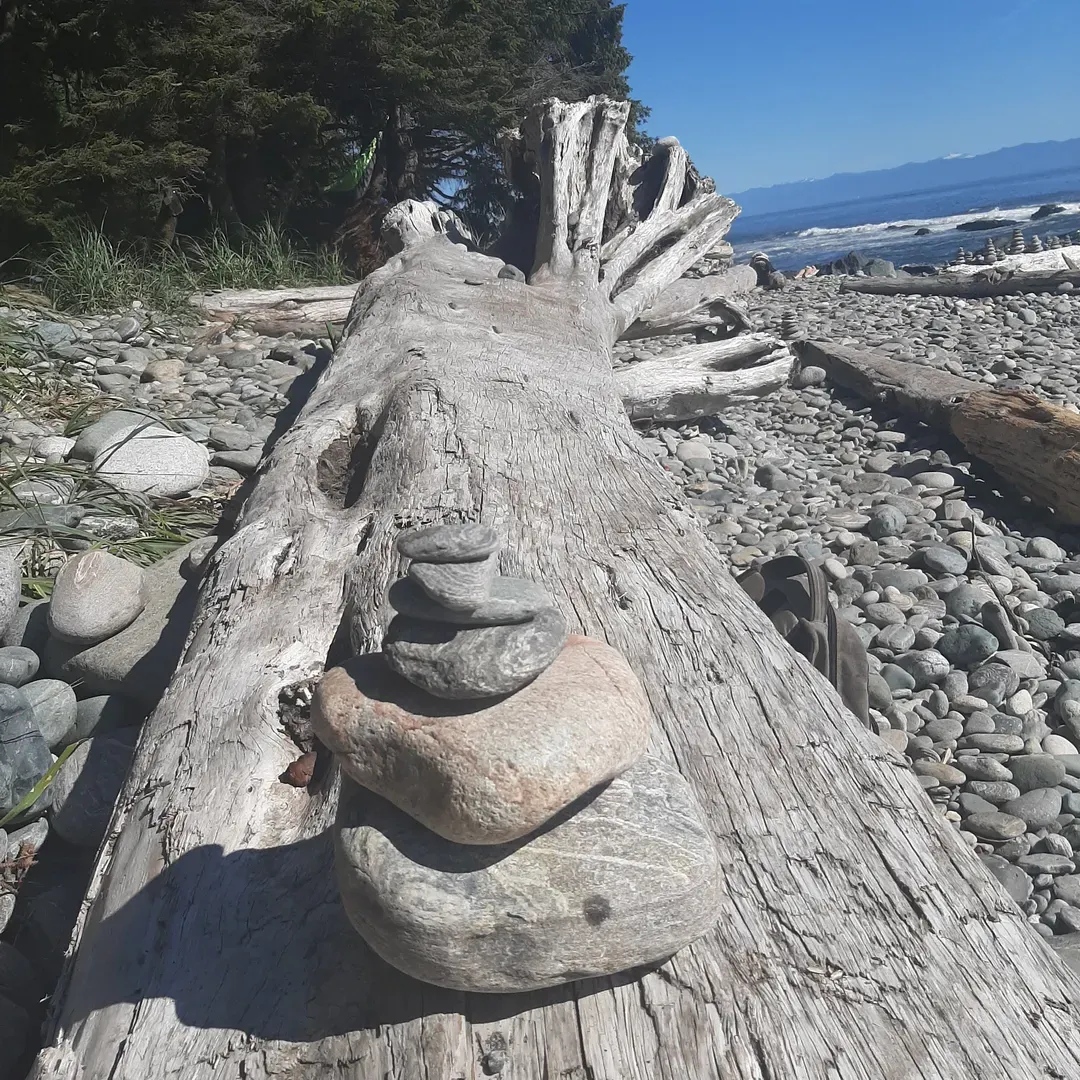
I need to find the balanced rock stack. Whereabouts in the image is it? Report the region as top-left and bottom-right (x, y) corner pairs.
(1009, 227), (1026, 255)
(1048, 234), (1061, 249)
(312, 523), (721, 993)
(955, 247), (969, 265)
(1028, 234), (1044, 253)
(984, 237), (999, 263)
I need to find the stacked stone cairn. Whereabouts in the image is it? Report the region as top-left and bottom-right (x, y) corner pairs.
(955, 247), (969, 265)
(780, 311), (799, 340)
(1047, 234), (1061, 250)
(312, 523), (721, 993)
(1009, 228), (1026, 256)
(1028, 234), (1044, 253)
(984, 237), (999, 263)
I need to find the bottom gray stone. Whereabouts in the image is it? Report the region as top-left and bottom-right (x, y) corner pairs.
(334, 755), (719, 992)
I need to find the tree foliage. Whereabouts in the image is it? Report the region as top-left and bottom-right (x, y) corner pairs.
(0, 0), (642, 260)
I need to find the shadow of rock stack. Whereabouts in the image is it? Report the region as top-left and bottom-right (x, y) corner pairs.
(312, 523), (720, 993)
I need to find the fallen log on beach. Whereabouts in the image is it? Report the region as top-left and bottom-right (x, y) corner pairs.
(33, 99), (1080, 1080)
(840, 267), (1080, 298)
(795, 338), (1080, 524)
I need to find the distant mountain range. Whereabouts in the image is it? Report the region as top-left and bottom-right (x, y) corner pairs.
(730, 138), (1080, 216)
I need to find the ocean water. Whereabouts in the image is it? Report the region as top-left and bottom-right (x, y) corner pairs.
(728, 166), (1080, 272)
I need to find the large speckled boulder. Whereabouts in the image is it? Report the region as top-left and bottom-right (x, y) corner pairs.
(334, 756), (720, 992)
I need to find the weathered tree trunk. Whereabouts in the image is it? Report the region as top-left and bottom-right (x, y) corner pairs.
(33, 100), (1080, 1080)
(796, 338), (1080, 524)
(840, 267), (1080, 297)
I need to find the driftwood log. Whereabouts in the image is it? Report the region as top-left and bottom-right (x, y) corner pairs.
(616, 334), (792, 422)
(33, 99), (1080, 1080)
(840, 268), (1080, 298)
(796, 339), (1080, 524)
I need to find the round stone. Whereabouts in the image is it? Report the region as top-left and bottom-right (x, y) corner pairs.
(1002, 789), (1063, 829)
(0, 647), (39, 688)
(866, 505), (907, 539)
(963, 733), (1024, 753)
(1008, 754), (1067, 793)
(792, 365), (827, 389)
(938, 625), (999, 668)
(384, 607), (569, 700)
(966, 780), (1021, 804)
(333, 756), (720, 992)
(968, 663), (1021, 707)
(910, 471), (957, 490)
(945, 583), (997, 620)
(912, 761), (966, 786)
(964, 811), (1027, 841)
(954, 756), (1013, 783)
(47, 550), (148, 645)
(1026, 608), (1065, 641)
(397, 524), (500, 563)
(894, 649), (951, 689)
(918, 544), (969, 576)
(21, 679), (77, 749)
(408, 556), (497, 612)
(92, 426), (210, 497)
(315, 635), (651, 845)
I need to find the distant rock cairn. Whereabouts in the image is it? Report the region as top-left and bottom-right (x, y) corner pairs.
(311, 523), (721, 992)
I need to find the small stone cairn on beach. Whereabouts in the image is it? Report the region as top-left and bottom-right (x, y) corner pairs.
(984, 237), (1000, 263)
(1009, 228), (1026, 256)
(955, 247), (969, 265)
(312, 523), (720, 992)
(1028, 234), (1044, 253)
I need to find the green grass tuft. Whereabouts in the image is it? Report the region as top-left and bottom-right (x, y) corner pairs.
(22, 221), (352, 316)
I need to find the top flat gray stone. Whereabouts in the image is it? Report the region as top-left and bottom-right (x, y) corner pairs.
(397, 523), (500, 563)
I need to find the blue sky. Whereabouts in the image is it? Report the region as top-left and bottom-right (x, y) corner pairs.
(623, 0), (1080, 194)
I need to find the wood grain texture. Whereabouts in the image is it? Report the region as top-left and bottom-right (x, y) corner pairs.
(953, 389), (1080, 525)
(617, 338), (792, 422)
(840, 268), (1080, 297)
(32, 101), (1080, 1080)
(620, 266), (758, 340)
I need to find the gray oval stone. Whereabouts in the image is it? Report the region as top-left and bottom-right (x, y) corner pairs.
(918, 544), (970, 576)
(1009, 753), (1066, 793)
(967, 780), (1021, 804)
(968, 663), (1021, 707)
(938, 625), (1000, 668)
(1003, 788), (1063, 829)
(397, 523), (500, 563)
(334, 756), (720, 992)
(0, 647), (39, 687)
(47, 550), (148, 646)
(408, 555), (497, 612)
(964, 811), (1027, 840)
(388, 576), (552, 626)
(384, 607), (569, 699)
(21, 680), (77, 750)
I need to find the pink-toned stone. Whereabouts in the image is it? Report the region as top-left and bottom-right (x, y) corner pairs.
(312, 634), (651, 845)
